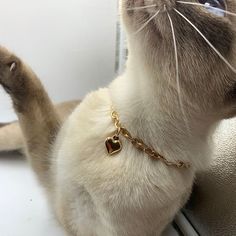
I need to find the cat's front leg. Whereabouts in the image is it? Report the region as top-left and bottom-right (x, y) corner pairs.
(0, 47), (46, 110)
(0, 46), (60, 188)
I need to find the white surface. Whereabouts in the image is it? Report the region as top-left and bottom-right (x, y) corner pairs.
(0, 0), (117, 122)
(0, 152), (179, 236)
(0, 152), (65, 236)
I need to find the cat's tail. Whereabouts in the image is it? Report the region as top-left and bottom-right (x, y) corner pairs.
(0, 122), (24, 152)
(0, 100), (80, 153)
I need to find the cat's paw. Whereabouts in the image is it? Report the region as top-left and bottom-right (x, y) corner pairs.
(0, 47), (23, 94)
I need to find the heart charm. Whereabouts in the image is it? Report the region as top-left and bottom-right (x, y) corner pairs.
(105, 135), (122, 156)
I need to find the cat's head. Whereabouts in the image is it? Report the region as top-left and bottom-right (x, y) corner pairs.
(120, 0), (236, 120)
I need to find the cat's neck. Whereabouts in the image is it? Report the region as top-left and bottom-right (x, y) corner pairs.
(109, 58), (218, 170)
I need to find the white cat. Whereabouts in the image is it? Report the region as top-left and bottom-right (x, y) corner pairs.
(0, 0), (236, 235)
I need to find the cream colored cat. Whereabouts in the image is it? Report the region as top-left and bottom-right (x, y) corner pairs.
(0, 0), (236, 235)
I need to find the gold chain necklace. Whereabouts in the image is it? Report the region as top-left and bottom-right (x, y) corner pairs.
(105, 110), (190, 169)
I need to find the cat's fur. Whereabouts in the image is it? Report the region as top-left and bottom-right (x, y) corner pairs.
(0, 0), (236, 235)
(0, 101), (79, 153)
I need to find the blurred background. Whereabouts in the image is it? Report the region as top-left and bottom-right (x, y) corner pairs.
(0, 0), (118, 122)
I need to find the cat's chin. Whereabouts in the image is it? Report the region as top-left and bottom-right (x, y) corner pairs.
(122, 0), (170, 40)
(122, 4), (160, 39)
(125, 0), (175, 9)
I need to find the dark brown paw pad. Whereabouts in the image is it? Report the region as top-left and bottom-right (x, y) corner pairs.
(0, 58), (23, 94)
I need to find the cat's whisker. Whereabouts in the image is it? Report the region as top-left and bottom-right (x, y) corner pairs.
(177, 1), (236, 17)
(133, 9), (160, 35)
(167, 11), (191, 135)
(126, 4), (157, 11)
(174, 8), (236, 74)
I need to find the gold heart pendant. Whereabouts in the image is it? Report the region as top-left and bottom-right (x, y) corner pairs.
(105, 135), (122, 156)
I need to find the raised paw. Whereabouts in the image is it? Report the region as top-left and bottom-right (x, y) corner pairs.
(0, 46), (24, 95)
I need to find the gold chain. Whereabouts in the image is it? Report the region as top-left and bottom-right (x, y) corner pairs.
(111, 110), (190, 169)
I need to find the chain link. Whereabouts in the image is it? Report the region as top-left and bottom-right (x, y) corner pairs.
(111, 110), (190, 169)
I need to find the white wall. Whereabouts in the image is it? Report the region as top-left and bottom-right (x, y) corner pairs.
(0, 0), (117, 122)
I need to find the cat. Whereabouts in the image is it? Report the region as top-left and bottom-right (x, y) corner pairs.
(0, 0), (236, 235)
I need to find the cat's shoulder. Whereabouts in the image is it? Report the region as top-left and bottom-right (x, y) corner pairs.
(69, 87), (111, 124)
(59, 87), (113, 147)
